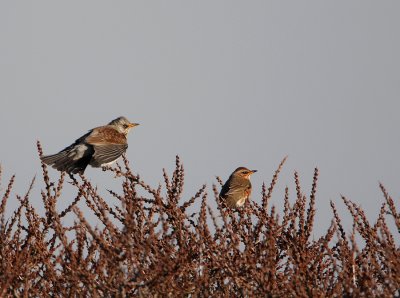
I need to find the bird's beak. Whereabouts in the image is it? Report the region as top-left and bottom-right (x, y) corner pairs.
(251, 170), (257, 174)
(129, 123), (140, 128)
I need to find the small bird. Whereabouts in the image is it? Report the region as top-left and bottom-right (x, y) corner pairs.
(219, 167), (257, 208)
(41, 116), (139, 174)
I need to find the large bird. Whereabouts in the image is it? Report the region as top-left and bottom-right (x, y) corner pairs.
(41, 116), (139, 174)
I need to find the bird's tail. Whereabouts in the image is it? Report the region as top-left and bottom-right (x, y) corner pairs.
(41, 150), (90, 174)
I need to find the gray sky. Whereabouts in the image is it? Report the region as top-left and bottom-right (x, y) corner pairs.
(1, 1), (399, 236)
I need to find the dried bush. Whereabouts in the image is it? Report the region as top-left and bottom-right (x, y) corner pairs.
(0, 142), (398, 297)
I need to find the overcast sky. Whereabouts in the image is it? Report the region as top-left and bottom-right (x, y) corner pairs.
(1, 1), (399, 236)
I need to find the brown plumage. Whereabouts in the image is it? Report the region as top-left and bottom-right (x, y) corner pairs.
(219, 167), (257, 208)
(41, 116), (139, 174)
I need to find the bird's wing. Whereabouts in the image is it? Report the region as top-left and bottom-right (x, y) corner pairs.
(90, 143), (128, 167)
(84, 126), (129, 167)
(220, 178), (251, 198)
(220, 179), (251, 208)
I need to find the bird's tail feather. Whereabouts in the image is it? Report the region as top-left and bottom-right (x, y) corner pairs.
(41, 151), (68, 165)
(41, 150), (89, 174)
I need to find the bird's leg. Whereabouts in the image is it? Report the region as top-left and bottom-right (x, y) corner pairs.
(68, 173), (79, 186)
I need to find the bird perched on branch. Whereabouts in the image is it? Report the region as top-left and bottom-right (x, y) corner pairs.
(41, 116), (139, 174)
(219, 167), (257, 208)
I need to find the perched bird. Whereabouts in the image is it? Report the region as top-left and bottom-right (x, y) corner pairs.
(219, 167), (257, 208)
(41, 116), (139, 174)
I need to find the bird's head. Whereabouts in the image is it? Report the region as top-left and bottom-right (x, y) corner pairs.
(109, 116), (139, 135)
(232, 167), (257, 179)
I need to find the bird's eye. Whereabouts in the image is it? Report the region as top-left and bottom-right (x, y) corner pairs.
(123, 124), (128, 129)
(242, 171), (248, 175)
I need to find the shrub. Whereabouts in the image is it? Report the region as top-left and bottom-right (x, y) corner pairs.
(0, 142), (398, 296)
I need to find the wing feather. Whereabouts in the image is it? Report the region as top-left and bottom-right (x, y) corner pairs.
(221, 179), (250, 197)
(90, 144), (128, 167)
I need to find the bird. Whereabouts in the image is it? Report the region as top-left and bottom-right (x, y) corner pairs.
(219, 167), (257, 208)
(41, 116), (139, 174)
